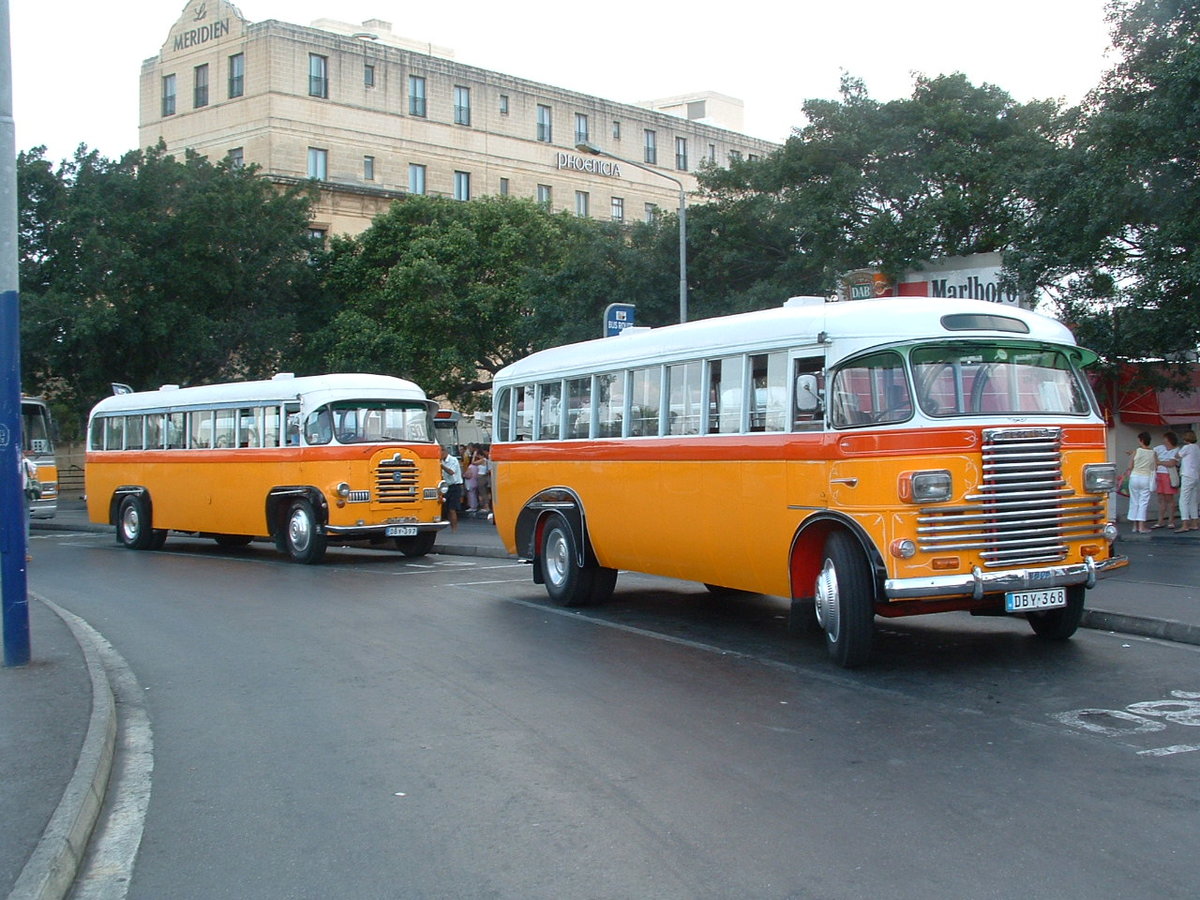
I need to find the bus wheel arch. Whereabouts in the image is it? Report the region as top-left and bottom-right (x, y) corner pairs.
(267, 488), (329, 564)
(532, 508), (619, 607)
(789, 516), (882, 666)
(114, 489), (166, 551)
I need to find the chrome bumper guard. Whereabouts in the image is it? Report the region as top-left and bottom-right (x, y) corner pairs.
(325, 522), (448, 537)
(884, 554), (1128, 602)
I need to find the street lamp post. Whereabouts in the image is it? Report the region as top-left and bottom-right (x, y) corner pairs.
(576, 140), (688, 324)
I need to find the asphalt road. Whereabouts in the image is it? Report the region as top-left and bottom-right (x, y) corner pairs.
(29, 530), (1200, 899)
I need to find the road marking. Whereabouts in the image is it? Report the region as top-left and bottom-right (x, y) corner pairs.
(1138, 744), (1200, 758)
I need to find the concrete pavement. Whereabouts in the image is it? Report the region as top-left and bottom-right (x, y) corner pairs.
(4, 502), (1198, 899)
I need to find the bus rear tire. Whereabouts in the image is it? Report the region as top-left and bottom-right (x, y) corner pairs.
(284, 499), (327, 564)
(540, 513), (616, 607)
(117, 494), (156, 551)
(394, 532), (437, 557)
(1027, 584), (1085, 640)
(814, 531), (876, 668)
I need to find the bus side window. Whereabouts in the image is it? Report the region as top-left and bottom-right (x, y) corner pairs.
(104, 415), (124, 451)
(567, 377), (591, 439)
(629, 366), (662, 437)
(538, 381), (562, 441)
(214, 409), (236, 449)
(285, 405), (301, 445)
(597, 373), (624, 438)
(125, 415), (145, 450)
(751, 352), (787, 433)
(167, 412), (185, 449)
(146, 414), (164, 449)
(793, 357), (825, 431)
(89, 416), (105, 451)
(189, 411), (213, 449)
(263, 406), (281, 447)
(667, 361), (701, 436)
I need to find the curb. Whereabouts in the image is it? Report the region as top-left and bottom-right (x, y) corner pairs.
(1081, 608), (1200, 647)
(8, 597), (116, 900)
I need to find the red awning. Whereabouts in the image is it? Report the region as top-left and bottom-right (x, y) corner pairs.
(1114, 366), (1200, 426)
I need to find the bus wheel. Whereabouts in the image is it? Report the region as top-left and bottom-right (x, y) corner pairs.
(284, 499), (327, 564)
(540, 513), (616, 607)
(1027, 584), (1085, 640)
(214, 534), (253, 549)
(814, 531), (875, 668)
(149, 530), (168, 551)
(394, 532), (437, 557)
(117, 495), (156, 551)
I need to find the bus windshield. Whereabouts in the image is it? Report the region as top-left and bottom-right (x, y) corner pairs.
(911, 343), (1092, 418)
(304, 400), (433, 445)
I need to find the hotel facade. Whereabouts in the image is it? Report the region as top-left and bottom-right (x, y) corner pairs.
(141, 1), (780, 237)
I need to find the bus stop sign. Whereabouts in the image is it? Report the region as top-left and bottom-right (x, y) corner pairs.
(604, 303), (636, 337)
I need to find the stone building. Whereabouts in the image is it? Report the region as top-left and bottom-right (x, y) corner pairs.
(140, 1), (780, 237)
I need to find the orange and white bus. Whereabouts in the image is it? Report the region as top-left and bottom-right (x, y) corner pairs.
(490, 296), (1128, 667)
(22, 395), (58, 518)
(85, 373), (447, 563)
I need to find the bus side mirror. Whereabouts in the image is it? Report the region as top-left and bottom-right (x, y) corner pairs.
(796, 374), (821, 413)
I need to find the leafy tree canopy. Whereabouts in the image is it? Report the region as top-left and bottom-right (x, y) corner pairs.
(19, 144), (320, 433)
(311, 195), (664, 409)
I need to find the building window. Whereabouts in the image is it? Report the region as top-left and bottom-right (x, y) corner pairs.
(611, 196), (624, 222)
(499, 177), (510, 196)
(228, 147), (244, 168)
(228, 53), (244, 99)
(161, 74), (176, 116)
(537, 184), (552, 208)
(309, 54), (328, 98)
(363, 156), (375, 181)
(364, 63), (375, 87)
(575, 113), (589, 145)
(675, 137), (688, 171)
(454, 171), (471, 201)
(454, 86), (471, 125)
(408, 164), (426, 195)
(193, 64), (209, 108)
(408, 75), (426, 117)
(645, 202), (658, 223)
(748, 154), (759, 162)
(499, 94), (509, 115)
(308, 227), (327, 245)
(644, 130), (657, 165)
(575, 191), (589, 217)
(708, 143), (716, 163)
(537, 104), (552, 143)
(307, 147), (328, 180)
(729, 149), (742, 163)
(612, 120), (621, 141)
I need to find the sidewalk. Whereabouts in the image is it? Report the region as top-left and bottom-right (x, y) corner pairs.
(5, 503), (1198, 898)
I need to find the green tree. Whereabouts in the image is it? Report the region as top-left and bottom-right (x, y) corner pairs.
(18, 144), (320, 431)
(1013, 0), (1200, 369)
(313, 195), (656, 408)
(693, 74), (1066, 307)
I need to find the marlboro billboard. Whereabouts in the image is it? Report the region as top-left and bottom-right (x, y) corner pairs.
(840, 253), (1029, 308)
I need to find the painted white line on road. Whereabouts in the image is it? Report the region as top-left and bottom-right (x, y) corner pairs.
(1138, 744), (1200, 757)
(450, 578), (534, 586)
(39, 597), (153, 900)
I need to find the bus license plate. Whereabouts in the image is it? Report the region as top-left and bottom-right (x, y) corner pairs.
(1005, 587), (1066, 612)
(386, 526), (418, 538)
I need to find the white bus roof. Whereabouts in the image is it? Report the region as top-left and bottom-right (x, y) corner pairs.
(494, 296), (1089, 384)
(88, 373), (429, 416)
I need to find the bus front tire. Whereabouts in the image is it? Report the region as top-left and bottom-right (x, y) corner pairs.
(814, 531), (876, 668)
(1027, 584), (1085, 640)
(284, 499), (327, 564)
(394, 532), (437, 557)
(117, 494), (157, 551)
(540, 514), (616, 607)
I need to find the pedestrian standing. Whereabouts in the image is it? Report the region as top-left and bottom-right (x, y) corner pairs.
(1176, 430), (1200, 532)
(1152, 431), (1181, 529)
(1126, 432), (1157, 534)
(22, 450), (40, 559)
(440, 444), (464, 532)
(475, 446), (492, 515)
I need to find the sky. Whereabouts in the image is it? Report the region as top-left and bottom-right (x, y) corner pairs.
(9, 0), (1117, 163)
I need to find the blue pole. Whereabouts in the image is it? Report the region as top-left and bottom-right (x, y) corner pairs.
(0, 0), (30, 667)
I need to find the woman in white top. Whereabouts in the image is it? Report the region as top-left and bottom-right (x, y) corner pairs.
(1175, 430), (1200, 532)
(1153, 431), (1181, 529)
(1127, 432), (1158, 533)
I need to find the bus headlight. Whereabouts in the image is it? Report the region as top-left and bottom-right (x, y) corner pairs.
(900, 470), (952, 503)
(336, 482), (351, 498)
(1084, 463), (1117, 493)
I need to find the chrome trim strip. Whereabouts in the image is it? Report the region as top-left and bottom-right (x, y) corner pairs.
(325, 522), (448, 536)
(883, 555), (1127, 601)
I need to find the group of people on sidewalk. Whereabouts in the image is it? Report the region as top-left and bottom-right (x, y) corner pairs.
(438, 443), (492, 532)
(1123, 429), (1200, 533)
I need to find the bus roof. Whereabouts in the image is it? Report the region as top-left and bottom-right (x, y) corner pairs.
(494, 296), (1089, 384)
(88, 373), (429, 416)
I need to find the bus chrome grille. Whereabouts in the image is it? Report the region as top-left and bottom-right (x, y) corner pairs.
(375, 454), (420, 503)
(916, 427), (1106, 567)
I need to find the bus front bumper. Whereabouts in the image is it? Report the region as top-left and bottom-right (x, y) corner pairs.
(884, 554), (1128, 602)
